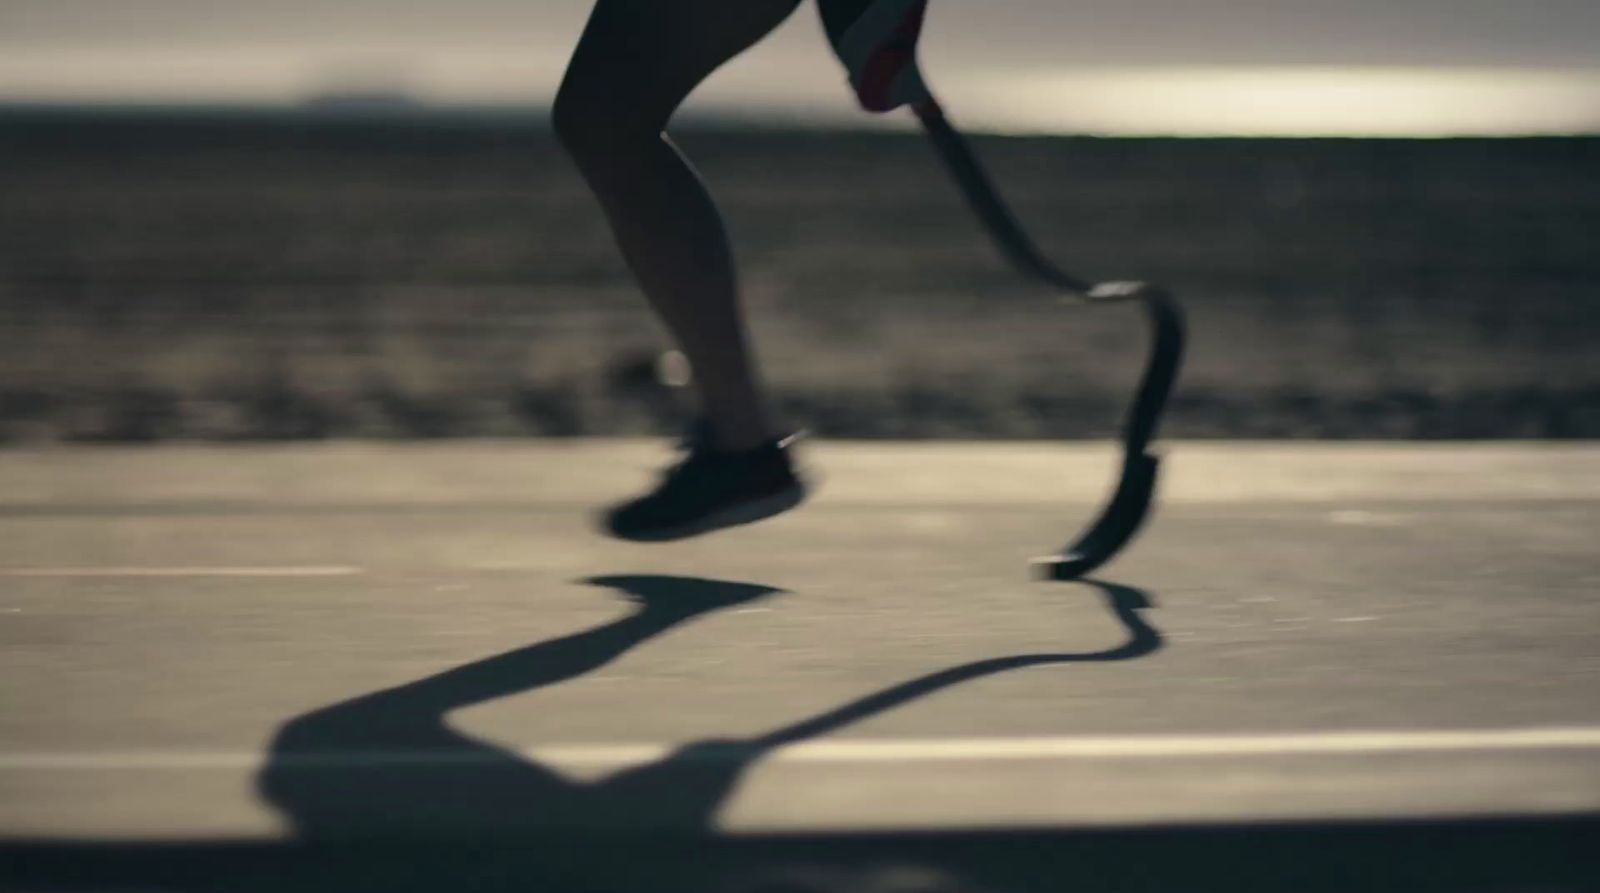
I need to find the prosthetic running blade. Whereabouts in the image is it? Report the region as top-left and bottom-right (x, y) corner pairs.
(821, 0), (1187, 578)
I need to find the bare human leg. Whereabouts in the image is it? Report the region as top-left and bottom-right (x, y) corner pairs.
(554, 0), (802, 451)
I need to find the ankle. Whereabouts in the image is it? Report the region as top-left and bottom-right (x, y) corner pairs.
(711, 434), (774, 454)
(703, 419), (774, 453)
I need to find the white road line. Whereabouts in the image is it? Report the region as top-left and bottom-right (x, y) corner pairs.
(0, 566), (365, 578)
(3, 727), (1599, 771)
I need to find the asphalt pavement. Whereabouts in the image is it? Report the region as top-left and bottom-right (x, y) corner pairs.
(1, 440), (1596, 892)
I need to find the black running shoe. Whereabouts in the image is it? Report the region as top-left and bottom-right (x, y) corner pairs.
(603, 432), (807, 542)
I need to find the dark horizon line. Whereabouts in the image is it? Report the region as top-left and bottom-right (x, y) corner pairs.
(3, 100), (1598, 141)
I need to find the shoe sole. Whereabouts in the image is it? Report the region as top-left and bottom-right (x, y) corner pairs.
(609, 485), (806, 543)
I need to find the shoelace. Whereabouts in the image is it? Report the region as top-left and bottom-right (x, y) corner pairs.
(675, 418), (716, 453)
(656, 445), (724, 496)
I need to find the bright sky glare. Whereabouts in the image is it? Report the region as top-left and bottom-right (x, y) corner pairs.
(3, 0), (1599, 135)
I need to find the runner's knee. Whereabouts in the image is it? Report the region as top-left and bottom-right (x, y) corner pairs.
(552, 80), (661, 173)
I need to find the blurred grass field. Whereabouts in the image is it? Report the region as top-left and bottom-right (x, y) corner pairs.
(1, 109), (1595, 441)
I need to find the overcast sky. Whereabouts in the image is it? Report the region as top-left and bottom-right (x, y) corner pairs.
(4, 0), (1599, 134)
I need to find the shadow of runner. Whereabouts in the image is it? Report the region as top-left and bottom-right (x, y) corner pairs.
(9, 577), (1593, 893)
(256, 575), (1160, 888)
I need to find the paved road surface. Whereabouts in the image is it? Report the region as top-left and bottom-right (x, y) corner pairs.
(1, 441), (1596, 891)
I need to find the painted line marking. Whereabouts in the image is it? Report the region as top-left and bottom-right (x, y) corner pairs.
(3, 727), (1598, 771)
(0, 566), (365, 578)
